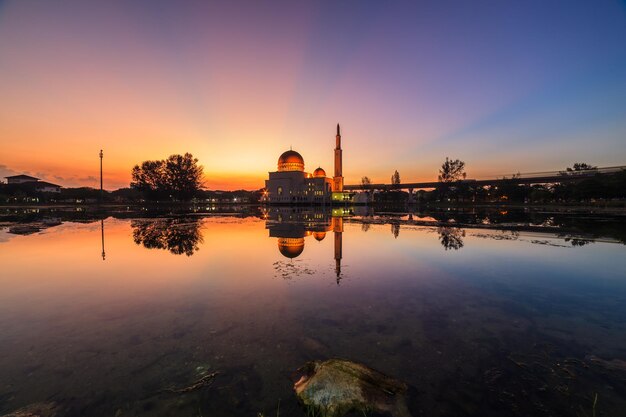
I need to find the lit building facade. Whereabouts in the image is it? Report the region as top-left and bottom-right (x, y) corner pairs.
(263, 124), (351, 204)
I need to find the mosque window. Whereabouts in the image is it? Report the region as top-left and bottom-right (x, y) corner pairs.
(278, 186), (283, 195)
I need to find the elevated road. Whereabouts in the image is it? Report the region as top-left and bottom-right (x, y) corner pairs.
(344, 165), (626, 191)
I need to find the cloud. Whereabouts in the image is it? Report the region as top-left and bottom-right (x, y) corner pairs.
(0, 164), (19, 181)
(0, 164), (121, 189)
(45, 175), (98, 187)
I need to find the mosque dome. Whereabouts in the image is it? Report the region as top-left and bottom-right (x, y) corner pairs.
(313, 167), (326, 178)
(277, 237), (305, 258)
(278, 150), (305, 172)
(313, 231), (326, 241)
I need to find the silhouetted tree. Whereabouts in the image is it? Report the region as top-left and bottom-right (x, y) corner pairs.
(438, 157), (466, 182)
(131, 160), (166, 199)
(164, 153), (204, 200)
(391, 170), (401, 185)
(567, 162), (597, 172)
(361, 176), (372, 188)
(110, 187), (143, 202)
(59, 187), (109, 202)
(131, 153), (204, 200)
(529, 185), (552, 203)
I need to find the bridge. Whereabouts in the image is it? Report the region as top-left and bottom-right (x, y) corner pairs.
(344, 165), (626, 192)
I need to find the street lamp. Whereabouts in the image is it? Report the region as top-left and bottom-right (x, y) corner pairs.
(99, 149), (103, 202)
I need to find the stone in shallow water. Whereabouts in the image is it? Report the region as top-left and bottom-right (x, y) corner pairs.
(586, 355), (626, 372)
(294, 359), (412, 417)
(1, 402), (59, 417)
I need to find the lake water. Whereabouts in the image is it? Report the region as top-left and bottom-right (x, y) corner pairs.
(1, 207), (626, 417)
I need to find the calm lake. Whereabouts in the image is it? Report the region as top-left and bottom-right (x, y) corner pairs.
(1, 207), (626, 417)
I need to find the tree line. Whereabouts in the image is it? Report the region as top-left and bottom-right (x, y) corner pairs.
(370, 158), (626, 205)
(0, 153), (263, 204)
(2, 152), (625, 205)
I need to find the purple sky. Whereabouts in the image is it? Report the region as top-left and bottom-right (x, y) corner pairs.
(1, 0), (625, 189)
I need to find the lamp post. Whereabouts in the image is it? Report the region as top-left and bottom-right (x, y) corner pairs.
(99, 149), (103, 202)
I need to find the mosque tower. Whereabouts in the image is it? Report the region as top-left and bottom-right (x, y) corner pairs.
(333, 123), (344, 192)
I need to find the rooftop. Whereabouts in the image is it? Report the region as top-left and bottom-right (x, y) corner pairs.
(5, 174), (39, 180)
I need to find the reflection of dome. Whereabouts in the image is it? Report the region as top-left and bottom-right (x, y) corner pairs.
(313, 167), (326, 178)
(278, 237), (305, 258)
(313, 231), (326, 241)
(278, 150), (305, 172)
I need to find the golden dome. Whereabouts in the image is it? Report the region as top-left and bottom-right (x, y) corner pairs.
(278, 150), (304, 172)
(278, 237), (305, 258)
(313, 167), (326, 178)
(313, 231), (326, 241)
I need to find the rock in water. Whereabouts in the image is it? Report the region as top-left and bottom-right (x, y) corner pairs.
(294, 359), (412, 417)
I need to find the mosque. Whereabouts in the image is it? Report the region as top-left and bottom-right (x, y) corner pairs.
(263, 124), (352, 204)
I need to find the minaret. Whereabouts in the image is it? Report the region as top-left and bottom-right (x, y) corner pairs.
(333, 123), (344, 192)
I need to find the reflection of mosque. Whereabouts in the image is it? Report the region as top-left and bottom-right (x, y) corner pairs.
(264, 208), (350, 283)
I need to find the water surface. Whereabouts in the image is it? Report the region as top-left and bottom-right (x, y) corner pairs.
(1, 207), (625, 416)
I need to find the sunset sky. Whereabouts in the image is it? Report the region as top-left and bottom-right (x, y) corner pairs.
(1, 0), (625, 190)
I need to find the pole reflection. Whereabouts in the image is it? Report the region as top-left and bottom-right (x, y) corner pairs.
(101, 219), (106, 260)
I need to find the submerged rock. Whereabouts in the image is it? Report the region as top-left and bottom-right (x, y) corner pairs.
(586, 355), (626, 372)
(294, 359), (411, 417)
(1, 402), (59, 417)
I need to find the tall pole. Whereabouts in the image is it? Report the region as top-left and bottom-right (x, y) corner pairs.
(99, 149), (103, 202)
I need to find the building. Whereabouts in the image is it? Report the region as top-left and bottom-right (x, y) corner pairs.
(263, 124), (352, 204)
(4, 175), (61, 192)
(31, 181), (62, 193)
(5, 174), (40, 184)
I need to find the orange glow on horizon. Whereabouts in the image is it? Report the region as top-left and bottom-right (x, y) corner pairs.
(2, 2), (625, 190)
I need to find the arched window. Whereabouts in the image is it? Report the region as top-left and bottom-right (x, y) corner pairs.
(277, 186), (283, 195)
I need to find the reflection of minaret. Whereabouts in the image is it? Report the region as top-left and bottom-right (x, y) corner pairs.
(333, 217), (343, 284)
(101, 219), (106, 261)
(333, 123), (343, 192)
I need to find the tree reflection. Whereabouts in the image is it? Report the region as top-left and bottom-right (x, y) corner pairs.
(391, 223), (400, 239)
(563, 236), (595, 247)
(131, 218), (203, 256)
(437, 226), (465, 250)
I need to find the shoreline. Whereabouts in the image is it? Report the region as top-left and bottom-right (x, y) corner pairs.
(1, 202), (626, 213)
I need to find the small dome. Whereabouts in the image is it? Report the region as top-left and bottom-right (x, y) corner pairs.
(313, 231), (326, 241)
(278, 237), (305, 258)
(278, 150), (304, 172)
(313, 167), (326, 178)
